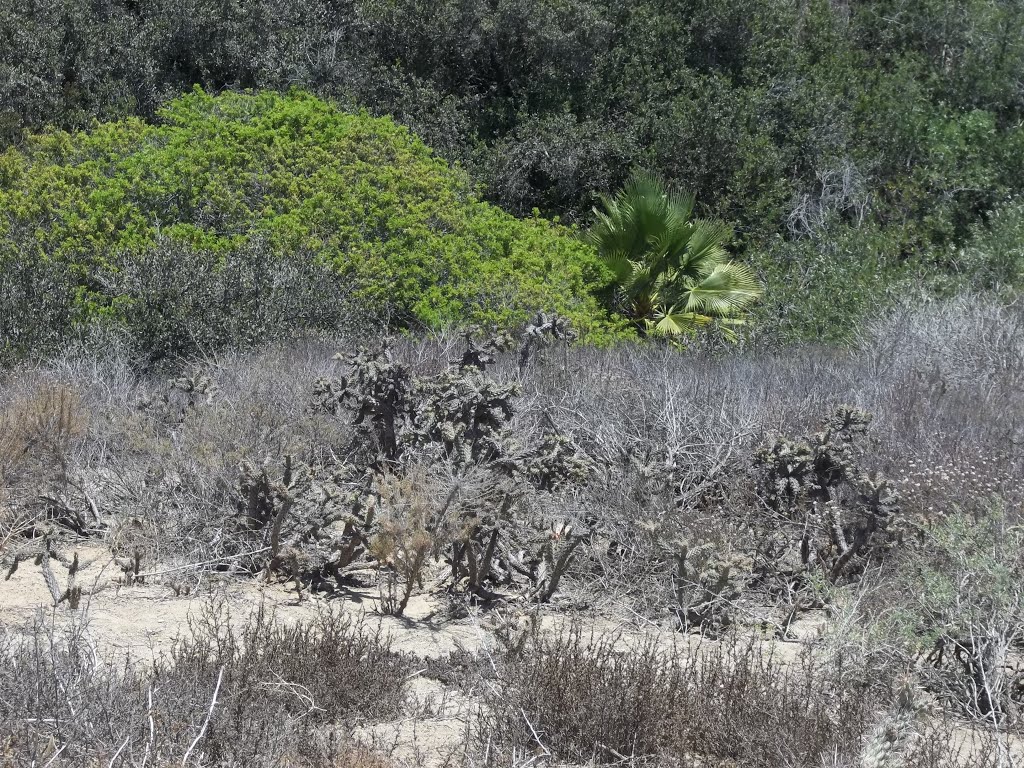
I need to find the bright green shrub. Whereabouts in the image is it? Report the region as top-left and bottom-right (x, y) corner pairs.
(0, 88), (615, 354)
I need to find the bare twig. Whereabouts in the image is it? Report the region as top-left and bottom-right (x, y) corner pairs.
(138, 548), (270, 579)
(182, 665), (225, 767)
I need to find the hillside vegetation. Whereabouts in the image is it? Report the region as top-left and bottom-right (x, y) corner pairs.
(1, 3), (1024, 766)
(0, 89), (612, 362)
(2, 0), (1024, 340)
(1, 300), (1022, 765)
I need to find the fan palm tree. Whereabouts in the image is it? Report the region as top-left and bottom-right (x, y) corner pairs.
(586, 172), (762, 338)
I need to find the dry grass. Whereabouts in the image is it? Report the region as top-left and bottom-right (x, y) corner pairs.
(0, 603), (412, 767)
(0, 297), (1021, 766)
(474, 625), (1016, 767)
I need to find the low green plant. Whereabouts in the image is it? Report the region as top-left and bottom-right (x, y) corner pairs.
(953, 198), (1024, 295)
(888, 509), (1024, 723)
(748, 222), (914, 345)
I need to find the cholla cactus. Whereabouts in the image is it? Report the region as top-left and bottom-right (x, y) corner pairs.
(168, 373), (219, 404)
(236, 456), (297, 529)
(456, 327), (516, 372)
(755, 406), (872, 512)
(412, 369), (518, 468)
(502, 431), (594, 491)
(672, 539), (751, 631)
(860, 677), (922, 768)
(754, 437), (816, 511)
(446, 485), (520, 599)
(234, 456), (377, 593)
(310, 376), (347, 416)
(755, 407), (901, 583)
(321, 343), (416, 464)
(530, 520), (586, 602)
(142, 372), (219, 424)
(39, 542), (85, 609)
(518, 312), (576, 371)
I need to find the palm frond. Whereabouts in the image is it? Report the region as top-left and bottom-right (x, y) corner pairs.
(648, 309), (713, 336)
(677, 262), (763, 317)
(682, 219), (734, 275)
(601, 250), (636, 285)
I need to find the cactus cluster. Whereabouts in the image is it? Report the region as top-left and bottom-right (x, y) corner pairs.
(238, 325), (594, 607)
(141, 373), (219, 425)
(446, 491), (591, 603)
(412, 369), (519, 468)
(313, 343), (416, 464)
(501, 432), (594, 491)
(755, 406), (902, 584)
(234, 456), (377, 598)
(314, 339), (521, 469)
(755, 406), (872, 512)
(672, 539), (751, 631)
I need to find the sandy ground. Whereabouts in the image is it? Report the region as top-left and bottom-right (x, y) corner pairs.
(0, 543), (493, 766)
(0, 543), (489, 660)
(3, 542), (1023, 767)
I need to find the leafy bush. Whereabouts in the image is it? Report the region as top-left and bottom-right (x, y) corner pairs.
(0, 88), (615, 360)
(102, 235), (362, 364)
(748, 221), (916, 345)
(3, 0), (1024, 348)
(953, 199), (1024, 295)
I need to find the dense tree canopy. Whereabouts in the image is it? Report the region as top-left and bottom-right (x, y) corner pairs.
(1, 0), (1022, 342)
